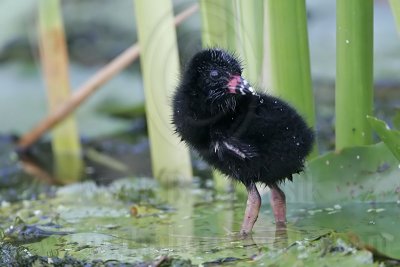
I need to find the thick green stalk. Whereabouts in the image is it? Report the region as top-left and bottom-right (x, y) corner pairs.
(38, 0), (82, 177)
(234, 0), (264, 84)
(200, 0), (235, 49)
(336, 0), (373, 150)
(264, 0), (317, 157)
(39, 0), (81, 155)
(134, 0), (192, 184)
(389, 0), (400, 35)
(200, 0), (241, 193)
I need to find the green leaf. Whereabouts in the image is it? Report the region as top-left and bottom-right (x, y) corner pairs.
(283, 142), (400, 204)
(274, 233), (378, 267)
(389, 0), (400, 36)
(367, 115), (400, 161)
(294, 204), (400, 260)
(392, 109), (400, 130)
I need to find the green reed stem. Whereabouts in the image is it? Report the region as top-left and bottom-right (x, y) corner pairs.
(336, 0), (373, 150)
(134, 0), (192, 184)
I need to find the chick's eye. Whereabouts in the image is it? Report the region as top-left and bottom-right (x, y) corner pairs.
(209, 70), (219, 79)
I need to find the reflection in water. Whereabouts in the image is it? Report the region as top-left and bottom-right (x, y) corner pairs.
(54, 152), (83, 183)
(274, 223), (288, 249)
(19, 151), (83, 184)
(19, 155), (59, 185)
(151, 186), (298, 264)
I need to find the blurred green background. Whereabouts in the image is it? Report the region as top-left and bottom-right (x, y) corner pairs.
(0, 0), (399, 144)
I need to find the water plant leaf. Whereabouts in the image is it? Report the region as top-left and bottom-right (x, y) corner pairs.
(267, 232), (378, 267)
(392, 110), (400, 130)
(283, 142), (400, 203)
(367, 115), (400, 161)
(3, 218), (72, 245)
(294, 203), (400, 259)
(389, 0), (400, 35)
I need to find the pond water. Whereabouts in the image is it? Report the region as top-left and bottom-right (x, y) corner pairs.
(1, 175), (399, 265)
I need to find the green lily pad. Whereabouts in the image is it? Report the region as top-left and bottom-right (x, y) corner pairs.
(283, 142), (400, 203)
(268, 233), (378, 267)
(367, 115), (400, 161)
(293, 203), (400, 259)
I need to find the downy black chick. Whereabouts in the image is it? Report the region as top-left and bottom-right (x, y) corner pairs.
(172, 48), (314, 235)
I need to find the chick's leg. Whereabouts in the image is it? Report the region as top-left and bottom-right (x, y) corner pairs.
(270, 185), (286, 226)
(240, 182), (261, 235)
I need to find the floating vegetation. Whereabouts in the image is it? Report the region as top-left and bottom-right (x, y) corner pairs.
(0, 176), (399, 265)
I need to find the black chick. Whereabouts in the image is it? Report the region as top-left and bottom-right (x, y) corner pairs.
(172, 49), (314, 235)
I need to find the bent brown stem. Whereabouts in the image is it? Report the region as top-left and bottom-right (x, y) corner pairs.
(17, 4), (199, 150)
(240, 182), (261, 236)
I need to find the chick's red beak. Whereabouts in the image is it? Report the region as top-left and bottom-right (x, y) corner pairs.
(227, 75), (256, 95)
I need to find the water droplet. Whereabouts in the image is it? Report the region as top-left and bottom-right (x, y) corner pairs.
(325, 160), (330, 165)
(356, 155), (360, 160)
(274, 101), (277, 104)
(345, 39), (350, 44)
(340, 165), (344, 169)
(286, 127), (289, 130)
(296, 142), (300, 146)
(34, 210), (42, 216)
